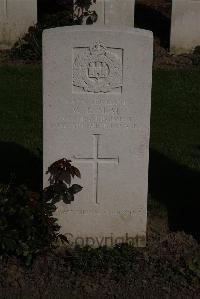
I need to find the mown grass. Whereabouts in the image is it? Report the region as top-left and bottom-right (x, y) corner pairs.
(151, 69), (200, 172)
(0, 65), (42, 156)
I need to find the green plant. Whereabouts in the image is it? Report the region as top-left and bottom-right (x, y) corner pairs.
(72, 244), (138, 278)
(193, 45), (200, 56)
(0, 158), (82, 265)
(185, 256), (200, 281)
(74, 0), (98, 24)
(192, 45), (200, 66)
(11, 25), (42, 61)
(10, 5), (73, 61)
(10, 7), (74, 61)
(11, 0), (97, 61)
(44, 158), (83, 204)
(0, 184), (57, 265)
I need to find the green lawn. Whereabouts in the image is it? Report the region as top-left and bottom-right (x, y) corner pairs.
(151, 69), (200, 172)
(0, 65), (42, 156)
(0, 65), (199, 171)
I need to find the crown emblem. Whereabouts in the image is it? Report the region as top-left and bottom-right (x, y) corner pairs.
(73, 41), (123, 93)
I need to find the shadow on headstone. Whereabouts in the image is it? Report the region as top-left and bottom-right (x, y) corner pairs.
(149, 148), (200, 241)
(134, 1), (172, 49)
(0, 142), (42, 192)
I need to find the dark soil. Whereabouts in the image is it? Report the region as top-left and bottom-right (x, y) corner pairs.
(0, 212), (200, 299)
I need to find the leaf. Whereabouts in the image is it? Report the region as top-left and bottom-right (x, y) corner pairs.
(61, 171), (71, 185)
(58, 234), (69, 244)
(71, 166), (81, 178)
(43, 186), (54, 201)
(90, 11), (98, 23)
(51, 195), (61, 204)
(68, 184), (83, 195)
(53, 182), (68, 194)
(63, 191), (74, 204)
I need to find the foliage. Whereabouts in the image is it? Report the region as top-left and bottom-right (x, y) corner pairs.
(0, 158), (82, 265)
(11, 26), (42, 61)
(184, 256), (200, 282)
(0, 184), (58, 265)
(72, 244), (138, 277)
(10, 8), (73, 61)
(11, 0), (97, 61)
(74, 0), (98, 24)
(176, 255), (200, 284)
(192, 45), (200, 66)
(44, 158), (82, 205)
(193, 45), (200, 56)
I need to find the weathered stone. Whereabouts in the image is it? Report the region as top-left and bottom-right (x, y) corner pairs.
(171, 0), (200, 54)
(0, 0), (37, 49)
(43, 26), (153, 247)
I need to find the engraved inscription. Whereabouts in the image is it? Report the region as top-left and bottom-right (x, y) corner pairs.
(73, 41), (123, 93)
(72, 134), (119, 204)
(51, 102), (136, 129)
(52, 116), (136, 129)
(56, 209), (138, 216)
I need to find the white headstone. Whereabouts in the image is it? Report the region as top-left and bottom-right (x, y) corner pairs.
(0, 0), (37, 49)
(74, 0), (135, 26)
(170, 0), (200, 54)
(43, 26), (153, 247)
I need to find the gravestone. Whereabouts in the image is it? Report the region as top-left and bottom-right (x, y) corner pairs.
(74, 0), (135, 26)
(0, 0), (37, 49)
(170, 0), (200, 54)
(43, 26), (153, 247)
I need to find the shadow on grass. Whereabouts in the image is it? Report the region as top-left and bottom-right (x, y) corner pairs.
(135, 2), (171, 49)
(0, 142), (42, 192)
(149, 149), (200, 241)
(0, 142), (199, 241)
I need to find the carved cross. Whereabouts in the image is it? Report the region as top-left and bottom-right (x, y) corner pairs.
(73, 134), (119, 204)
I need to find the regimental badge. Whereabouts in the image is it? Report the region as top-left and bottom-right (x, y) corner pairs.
(73, 41), (123, 93)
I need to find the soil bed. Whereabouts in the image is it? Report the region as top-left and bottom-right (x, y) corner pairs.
(0, 212), (199, 299)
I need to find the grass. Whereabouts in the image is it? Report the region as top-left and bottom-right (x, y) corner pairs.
(0, 65), (199, 171)
(0, 65), (42, 156)
(151, 69), (200, 172)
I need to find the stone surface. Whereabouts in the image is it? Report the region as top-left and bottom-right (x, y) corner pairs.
(43, 26), (153, 247)
(74, 0), (135, 26)
(170, 0), (200, 54)
(0, 0), (37, 49)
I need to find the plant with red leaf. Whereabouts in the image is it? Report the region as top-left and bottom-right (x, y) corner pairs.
(44, 158), (83, 205)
